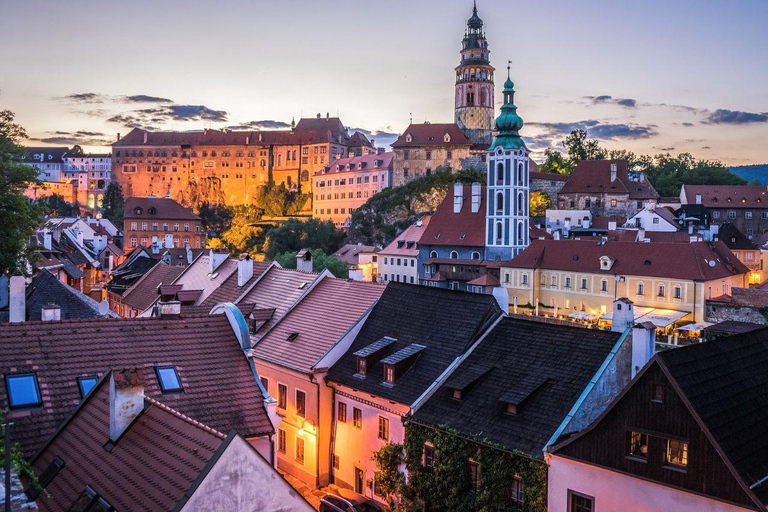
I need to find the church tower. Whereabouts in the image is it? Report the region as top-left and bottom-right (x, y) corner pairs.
(454, 2), (495, 146)
(485, 67), (529, 262)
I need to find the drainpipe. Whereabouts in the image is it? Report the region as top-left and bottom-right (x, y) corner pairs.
(329, 386), (338, 486)
(309, 371), (321, 489)
(693, 281), (697, 322)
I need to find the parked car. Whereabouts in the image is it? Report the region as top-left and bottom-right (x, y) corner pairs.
(319, 490), (383, 512)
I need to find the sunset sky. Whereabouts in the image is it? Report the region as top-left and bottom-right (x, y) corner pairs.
(1, 0), (766, 164)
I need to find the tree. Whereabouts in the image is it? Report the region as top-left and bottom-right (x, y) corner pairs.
(41, 193), (77, 216)
(253, 182), (310, 217)
(371, 443), (407, 511)
(537, 148), (573, 175)
(197, 202), (234, 237)
(529, 190), (552, 216)
(1, 413), (38, 488)
(218, 205), (265, 254)
(70, 144), (84, 155)
(264, 218), (345, 259)
(563, 129), (606, 163)
(274, 248), (349, 278)
(0, 110), (43, 275)
(102, 182), (124, 226)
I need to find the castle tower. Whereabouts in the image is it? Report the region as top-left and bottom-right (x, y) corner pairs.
(454, 2), (495, 146)
(485, 66), (529, 262)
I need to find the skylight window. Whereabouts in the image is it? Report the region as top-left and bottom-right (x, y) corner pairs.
(78, 376), (99, 398)
(156, 366), (183, 393)
(287, 332), (300, 342)
(6, 373), (42, 409)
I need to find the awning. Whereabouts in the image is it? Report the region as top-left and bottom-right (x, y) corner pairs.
(601, 306), (690, 328)
(676, 321), (713, 331)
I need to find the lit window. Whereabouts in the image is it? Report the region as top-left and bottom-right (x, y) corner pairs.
(353, 407), (362, 429)
(78, 376), (99, 398)
(278, 429), (286, 454)
(378, 416), (389, 441)
(156, 366), (182, 392)
(665, 439), (688, 469)
(628, 431), (649, 460)
(6, 373), (42, 409)
(384, 365), (395, 383)
(278, 384), (287, 409)
(338, 402), (347, 422)
(611, 199), (617, 207)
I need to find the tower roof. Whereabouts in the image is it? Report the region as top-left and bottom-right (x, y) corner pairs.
(491, 65), (527, 151)
(468, 1), (483, 28)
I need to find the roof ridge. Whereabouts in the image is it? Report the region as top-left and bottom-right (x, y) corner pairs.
(144, 396), (227, 440)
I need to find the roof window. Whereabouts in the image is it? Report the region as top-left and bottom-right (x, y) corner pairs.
(287, 332), (300, 342)
(500, 374), (548, 415)
(380, 343), (426, 386)
(78, 376), (99, 398)
(446, 364), (491, 400)
(353, 336), (396, 378)
(26, 456), (65, 500)
(155, 366), (183, 393)
(6, 373), (42, 409)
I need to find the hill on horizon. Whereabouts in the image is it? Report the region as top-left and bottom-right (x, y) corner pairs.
(730, 164), (768, 185)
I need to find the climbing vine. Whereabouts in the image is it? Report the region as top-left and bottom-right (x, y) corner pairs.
(371, 442), (406, 510)
(403, 422), (547, 512)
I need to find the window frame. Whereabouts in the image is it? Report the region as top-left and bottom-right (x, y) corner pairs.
(155, 366), (183, 393)
(295, 389), (307, 418)
(377, 416), (389, 441)
(6, 372), (43, 409)
(665, 438), (689, 470)
(77, 375), (99, 398)
(338, 401), (347, 423)
(277, 383), (287, 410)
(278, 428), (287, 454)
(568, 490), (595, 512)
(295, 436), (305, 465)
(353, 407), (363, 429)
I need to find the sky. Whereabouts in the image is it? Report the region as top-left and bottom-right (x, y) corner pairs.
(1, 0), (767, 165)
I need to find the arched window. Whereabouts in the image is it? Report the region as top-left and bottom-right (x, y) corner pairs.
(301, 170), (309, 182)
(517, 222), (524, 244)
(450, 251), (459, 259)
(518, 193), (524, 215)
(471, 251), (481, 260)
(430, 251), (438, 258)
(495, 222), (503, 243)
(496, 162), (504, 185)
(496, 192), (504, 214)
(518, 162), (524, 185)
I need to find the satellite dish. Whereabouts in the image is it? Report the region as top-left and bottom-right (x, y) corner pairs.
(709, 260), (716, 267)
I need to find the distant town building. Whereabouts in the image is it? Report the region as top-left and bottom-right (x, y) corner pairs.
(62, 153), (112, 209)
(378, 216), (431, 285)
(333, 244), (381, 281)
(680, 184), (768, 237)
(558, 160), (659, 219)
(123, 197), (204, 249)
(391, 123), (474, 186)
(313, 152), (393, 228)
(111, 115), (374, 204)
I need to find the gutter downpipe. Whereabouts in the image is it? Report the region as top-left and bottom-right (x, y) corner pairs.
(309, 371), (321, 489)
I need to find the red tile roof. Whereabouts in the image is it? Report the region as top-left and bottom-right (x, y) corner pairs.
(113, 127), (334, 147)
(530, 226), (554, 240)
(32, 376), (227, 511)
(252, 276), (385, 373)
(421, 185), (486, 247)
(504, 239), (749, 281)
(333, 244), (381, 265)
(124, 197), (200, 221)
(590, 215), (627, 229)
(682, 184), (768, 209)
(379, 217), (432, 257)
(466, 273), (500, 286)
(121, 262), (185, 311)
(199, 260), (272, 307)
(0, 314), (272, 458)
(392, 123), (471, 147)
(559, 160), (659, 200)
(315, 152), (393, 176)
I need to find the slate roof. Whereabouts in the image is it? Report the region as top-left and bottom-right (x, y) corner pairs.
(124, 197), (200, 221)
(199, 260), (272, 308)
(658, 330), (768, 507)
(327, 283), (502, 405)
(378, 217), (432, 257)
(121, 262), (185, 311)
(421, 185), (486, 248)
(105, 254), (158, 296)
(252, 277), (385, 373)
(682, 184), (768, 209)
(295, 116), (349, 143)
(392, 123), (472, 148)
(32, 373), (227, 511)
(559, 160), (659, 200)
(718, 223), (757, 250)
(315, 152), (394, 176)
(22, 147), (69, 164)
(0, 313), (272, 458)
(411, 317), (622, 458)
(26, 270), (116, 321)
(333, 244), (381, 265)
(504, 239), (749, 281)
(705, 320), (764, 335)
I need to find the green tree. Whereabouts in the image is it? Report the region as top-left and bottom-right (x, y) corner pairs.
(70, 144), (84, 155)
(274, 248), (349, 278)
(218, 205), (265, 254)
(537, 148), (573, 175)
(1, 413), (38, 489)
(102, 181), (124, 226)
(529, 190), (552, 216)
(371, 443), (407, 511)
(40, 193), (76, 216)
(563, 129), (606, 163)
(264, 218), (345, 259)
(197, 202), (234, 237)
(0, 110), (43, 275)
(253, 182), (310, 217)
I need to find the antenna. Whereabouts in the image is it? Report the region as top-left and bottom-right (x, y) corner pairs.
(409, 112), (413, 124)
(507, 60), (512, 78)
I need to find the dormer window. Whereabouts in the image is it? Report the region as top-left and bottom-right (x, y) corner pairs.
(600, 256), (614, 271)
(405, 134), (413, 143)
(383, 365), (395, 384)
(148, 207), (157, 215)
(379, 344), (426, 385)
(134, 207), (143, 215)
(353, 337), (396, 378)
(357, 357), (367, 376)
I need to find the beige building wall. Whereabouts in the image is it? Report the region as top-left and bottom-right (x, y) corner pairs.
(313, 168), (392, 228)
(392, 146), (471, 186)
(378, 254), (418, 284)
(501, 267), (747, 323)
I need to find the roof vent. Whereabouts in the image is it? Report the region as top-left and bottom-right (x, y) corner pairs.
(287, 332), (299, 342)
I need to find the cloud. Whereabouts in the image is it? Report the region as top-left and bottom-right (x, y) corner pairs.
(58, 92), (107, 103)
(107, 104), (229, 129)
(527, 119), (657, 141)
(226, 120), (291, 130)
(123, 94), (173, 103)
(349, 126), (400, 149)
(28, 130), (113, 146)
(680, 122), (695, 127)
(706, 109), (768, 124)
(586, 95), (638, 108)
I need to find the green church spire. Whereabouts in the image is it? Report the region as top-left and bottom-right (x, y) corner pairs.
(490, 61), (527, 150)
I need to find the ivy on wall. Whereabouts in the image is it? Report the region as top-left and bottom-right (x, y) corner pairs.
(403, 422), (548, 512)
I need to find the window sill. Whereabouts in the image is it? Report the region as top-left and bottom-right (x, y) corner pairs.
(626, 456), (648, 464)
(664, 465), (688, 474)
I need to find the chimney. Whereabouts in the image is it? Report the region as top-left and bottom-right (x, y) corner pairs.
(611, 298), (634, 333)
(583, 218), (591, 229)
(639, 173), (645, 183)
(238, 253), (253, 287)
(608, 220), (617, 231)
(245, 135), (250, 145)
(637, 228), (646, 241)
(317, 113), (321, 119)
(695, 194), (702, 205)
(117, 132), (121, 141)
(631, 322), (656, 378)
(610, 162), (618, 183)
(185, 242), (193, 264)
(75, 229), (84, 247)
(453, 183), (464, 213)
(416, 219), (423, 227)
(143, 132), (148, 144)
(688, 223), (694, 235)
(296, 249), (313, 273)
(43, 230), (52, 250)
(471, 182), (482, 213)
(9, 275), (26, 323)
(326, 112), (330, 120)
(110, 368), (144, 442)
(164, 233), (173, 249)
(41, 303), (61, 321)
(208, 250), (228, 274)
(158, 300), (181, 317)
